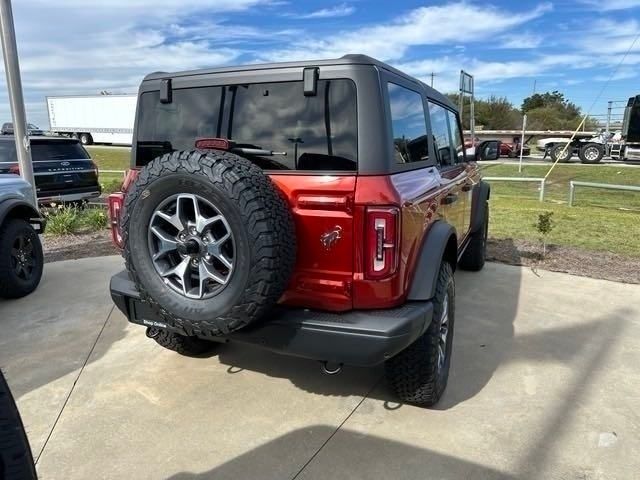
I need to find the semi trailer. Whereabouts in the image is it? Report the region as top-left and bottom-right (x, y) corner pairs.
(46, 94), (137, 146)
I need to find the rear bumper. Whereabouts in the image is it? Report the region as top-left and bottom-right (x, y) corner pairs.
(37, 189), (101, 204)
(110, 270), (433, 367)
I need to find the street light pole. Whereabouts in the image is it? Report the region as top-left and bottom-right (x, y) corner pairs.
(0, 0), (36, 206)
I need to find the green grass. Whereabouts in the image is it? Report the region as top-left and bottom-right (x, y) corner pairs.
(86, 146), (130, 171)
(483, 163), (640, 257)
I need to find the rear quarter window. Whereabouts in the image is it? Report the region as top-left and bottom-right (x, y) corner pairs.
(136, 79), (358, 171)
(31, 142), (90, 161)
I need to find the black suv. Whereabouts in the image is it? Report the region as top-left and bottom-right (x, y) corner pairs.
(0, 137), (101, 204)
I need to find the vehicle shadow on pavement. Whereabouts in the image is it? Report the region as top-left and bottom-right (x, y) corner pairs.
(214, 241), (523, 409)
(165, 425), (515, 480)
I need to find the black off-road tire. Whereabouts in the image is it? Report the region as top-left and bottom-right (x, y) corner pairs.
(385, 261), (455, 407)
(79, 133), (92, 145)
(0, 219), (44, 299)
(578, 143), (604, 164)
(146, 328), (218, 356)
(122, 150), (296, 337)
(550, 144), (572, 163)
(459, 202), (488, 271)
(0, 371), (37, 480)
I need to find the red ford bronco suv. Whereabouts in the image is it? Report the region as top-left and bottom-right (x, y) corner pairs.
(108, 55), (499, 406)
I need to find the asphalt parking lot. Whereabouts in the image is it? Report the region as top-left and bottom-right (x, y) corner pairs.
(1, 256), (639, 479)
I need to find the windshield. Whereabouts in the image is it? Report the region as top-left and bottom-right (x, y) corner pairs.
(31, 142), (90, 161)
(136, 79), (357, 171)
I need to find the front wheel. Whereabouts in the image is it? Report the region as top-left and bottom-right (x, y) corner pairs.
(579, 143), (604, 164)
(385, 261), (455, 407)
(0, 219), (44, 299)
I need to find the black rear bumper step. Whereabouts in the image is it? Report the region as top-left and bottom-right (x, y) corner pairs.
(110, 270), (433, 367)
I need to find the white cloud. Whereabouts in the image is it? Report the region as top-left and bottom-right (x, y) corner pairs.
(289, 3), (355, 19)
(261, 2), (553, 62)
(500, 33), (544, 49)
(578, 0), (640, 11)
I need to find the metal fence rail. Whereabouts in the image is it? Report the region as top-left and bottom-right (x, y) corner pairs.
(568, 180), (640, 207)
(483, 176), (546, 202)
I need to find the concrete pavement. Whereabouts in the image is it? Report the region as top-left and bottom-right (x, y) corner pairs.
(1, 256), (639, 479)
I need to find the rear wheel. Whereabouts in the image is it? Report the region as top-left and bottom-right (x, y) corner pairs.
(385, 261), (455, 407)
(0, 219), (44, 299)
(146, 328), (218, 356)
(579, 143), (604, 164)
(550, 144), (572, 163)
(79, 133), (92, 145)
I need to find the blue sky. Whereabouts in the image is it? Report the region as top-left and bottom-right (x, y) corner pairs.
(1, 0), (639, 129)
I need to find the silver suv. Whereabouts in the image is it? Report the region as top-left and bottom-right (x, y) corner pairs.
(0, 176), (44, 298)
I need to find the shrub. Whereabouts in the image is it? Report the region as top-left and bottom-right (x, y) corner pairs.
(44, 205), (80, 235)
(81, 208), (109, 231)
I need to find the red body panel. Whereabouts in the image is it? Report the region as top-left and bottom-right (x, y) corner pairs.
(269, 174), (357, 312)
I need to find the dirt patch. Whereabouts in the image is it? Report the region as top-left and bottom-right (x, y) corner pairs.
(43, 229), (119, 263)
(488, 238), (640, 284)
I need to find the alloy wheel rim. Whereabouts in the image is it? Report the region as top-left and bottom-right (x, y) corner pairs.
(148, 193), (235, 300)
(10, 234), (36, 280)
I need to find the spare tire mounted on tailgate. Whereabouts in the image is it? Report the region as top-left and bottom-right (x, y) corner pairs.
(122, 150), (296, 336)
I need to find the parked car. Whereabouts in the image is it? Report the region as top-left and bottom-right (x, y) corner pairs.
(501, 141), (530, 158)
(0, 174), (44, 298)
(108, 54), (499, 407)
(465, 137), (530, 158)
(0, 136), (101, 204)
(1, 122), (44, 136)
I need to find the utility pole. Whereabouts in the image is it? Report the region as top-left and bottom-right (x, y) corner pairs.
(0, 0), (36, 206)
(606, 100), (612, 134)
(532, 79), (537, 95)
(429, 72), (436, 88)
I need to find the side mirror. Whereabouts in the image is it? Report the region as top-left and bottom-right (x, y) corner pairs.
(477, 140), (501, 161)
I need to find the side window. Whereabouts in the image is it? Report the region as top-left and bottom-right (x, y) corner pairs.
(447, 110), (466, 163)
(388, 83), (429, 164)
(427, 101), (454, 167)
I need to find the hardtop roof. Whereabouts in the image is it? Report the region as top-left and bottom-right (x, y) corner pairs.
(143, 54), (456, 111)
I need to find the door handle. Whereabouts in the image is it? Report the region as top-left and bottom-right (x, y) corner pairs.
(441, 193), (458, 205)
(462, 184), (473, 192)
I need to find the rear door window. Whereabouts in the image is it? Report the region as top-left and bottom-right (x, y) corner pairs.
(137, 79), (358, 171)
(427, 102), (454, 167)
(387, 83), (429, 164)
(446, 110), (466, 163)
(31, 142), (90, 161)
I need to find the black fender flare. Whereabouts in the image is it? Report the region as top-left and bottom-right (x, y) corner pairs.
(407, 220), (457, 301)
(0, 199), (44, 231)
(470, 180), (490, 233)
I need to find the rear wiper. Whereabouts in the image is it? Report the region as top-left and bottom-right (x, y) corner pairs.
(231, 147), (287, 157)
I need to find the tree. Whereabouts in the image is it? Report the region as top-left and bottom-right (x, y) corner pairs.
(446, 94), (522, 130)
(521, 90), (597, 130)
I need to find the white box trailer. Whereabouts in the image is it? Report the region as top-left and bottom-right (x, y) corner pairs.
(46, 94), (137, 146)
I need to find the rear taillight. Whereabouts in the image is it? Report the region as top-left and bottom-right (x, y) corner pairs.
(108, 192), (124, 248)
(108, 168), (140, 248)
(121, 168), (140, 192)
(195, 137), (231, 150)
(365, 207), (400, 280)
(9, 165), (19, 175)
